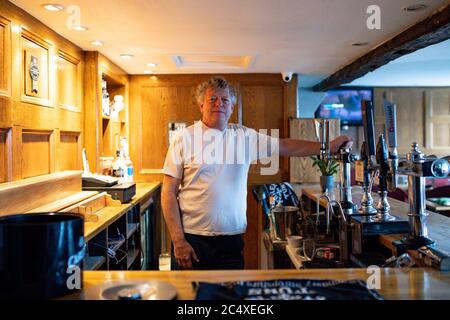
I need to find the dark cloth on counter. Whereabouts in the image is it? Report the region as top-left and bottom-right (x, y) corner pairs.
(171, 233), (244, 270)
(194, 279), (384, 300)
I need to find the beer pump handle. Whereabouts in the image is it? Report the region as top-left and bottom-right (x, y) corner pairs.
(319, 119), (330, 160)
(383, 100), (399, 191)
(376, 134), (389, 191)
(361, 100), (376, 159)
(383, 100), (397, 150)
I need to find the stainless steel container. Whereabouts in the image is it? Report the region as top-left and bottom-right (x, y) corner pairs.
(269, 206), (299, 240)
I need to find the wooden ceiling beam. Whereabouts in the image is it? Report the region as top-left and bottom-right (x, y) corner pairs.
(313, 4), (450, 92)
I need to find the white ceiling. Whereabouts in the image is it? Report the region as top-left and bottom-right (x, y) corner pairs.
(10, 0), (450, 87)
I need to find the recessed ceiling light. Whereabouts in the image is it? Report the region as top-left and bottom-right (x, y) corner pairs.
(352, 42), (369, 47)
(71, 25), (89, 31)
(42, 4), (64, 11)
(402, 4), (428, 12)
(120, 54), (134, 59)
(146, 63), (158, 67)
(90, 40), (104, 46)
(144, 70), (154, 74)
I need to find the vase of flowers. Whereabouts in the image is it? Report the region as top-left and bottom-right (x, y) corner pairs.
(311, 156), (339, 193)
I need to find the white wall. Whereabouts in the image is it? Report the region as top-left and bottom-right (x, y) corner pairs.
(297, 87), (326, 118)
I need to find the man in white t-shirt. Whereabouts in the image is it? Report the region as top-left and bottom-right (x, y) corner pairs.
(162, 77), (352, 270)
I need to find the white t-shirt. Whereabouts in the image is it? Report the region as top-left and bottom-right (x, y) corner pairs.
(163, 121), (279, 236)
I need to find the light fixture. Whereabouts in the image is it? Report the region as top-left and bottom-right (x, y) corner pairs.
(146, 63), (158, 67)
(120, 54), (134, 59)
(352, 42), (369, 47)
(402, 4), (428, 12)
(144, 70), (154, 74)
(90, 40), (104, 46)
(71, 25), (89, 31)
(42, 4), (64, 11)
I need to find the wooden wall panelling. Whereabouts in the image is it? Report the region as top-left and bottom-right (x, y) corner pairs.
(1, 1), (84, 180)
(10, 125), (21, 180)
(0, 128), (9, 182)
(425, 89), (450, 155)
(242, 85), (284, 184)
(0, 15), (11, 99)
(20, 28), (52, 107)
(58, 131), (81, 171)
(83, 51), (101, 172)
(57, 50), (82, 112)
(0, 15), (12, 128)
(289, 118), (340, 183)
(374, 88), (428, 155)
(21, 129), (53, 179)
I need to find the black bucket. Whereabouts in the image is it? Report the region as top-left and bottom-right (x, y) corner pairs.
(0, 213), (85, 299)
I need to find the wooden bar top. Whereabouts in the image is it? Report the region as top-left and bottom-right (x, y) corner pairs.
(84, 182), (160, 241)
(77, 268), (450, 300)
(301, 187), (450, 256)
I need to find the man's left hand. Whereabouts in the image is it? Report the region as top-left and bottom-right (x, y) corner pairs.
(330, 136), (353, 154)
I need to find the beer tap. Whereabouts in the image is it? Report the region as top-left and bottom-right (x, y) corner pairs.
(383, 99), (399, 192)
(398, 143), (449, 247)
(359, 100), (378, 215)
(358, 141), (377, 214)
(336, 147), (358, 215)
(316, 119), (358, 215)
(379, 101), (450, 247)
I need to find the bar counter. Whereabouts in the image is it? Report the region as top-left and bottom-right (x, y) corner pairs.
(84, 182), (161, 241)
(301, 187), (450, 256)
(75, 267), (450, 300)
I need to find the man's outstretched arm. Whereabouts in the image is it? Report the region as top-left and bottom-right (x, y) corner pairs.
(279, 136), (353, 157)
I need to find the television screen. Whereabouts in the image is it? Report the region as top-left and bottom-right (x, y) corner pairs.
(314, 88), (372, 125)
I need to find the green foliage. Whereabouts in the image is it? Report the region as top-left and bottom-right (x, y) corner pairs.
(310, 156), (339, 176)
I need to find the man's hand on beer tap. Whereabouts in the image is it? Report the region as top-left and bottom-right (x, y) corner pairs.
(330, 136), (353, 154)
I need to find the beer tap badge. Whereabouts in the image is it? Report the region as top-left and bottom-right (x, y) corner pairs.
(29, 55), (40, 94)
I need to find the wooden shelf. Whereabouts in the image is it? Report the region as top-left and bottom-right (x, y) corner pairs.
(127, 249), (140, 269)
(84, 256), (106, 270)
(109, 238), (125, 252)
(127, 222), (139, 239)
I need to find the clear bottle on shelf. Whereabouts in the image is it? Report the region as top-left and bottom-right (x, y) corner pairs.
(112, 150), (126, 184)
(102, 80), (110, 117)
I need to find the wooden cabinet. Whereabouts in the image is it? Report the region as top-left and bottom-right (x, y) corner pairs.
(84, 204), (142, 270)
(101, 73), (128, 157)
(84, 52), (129, 173)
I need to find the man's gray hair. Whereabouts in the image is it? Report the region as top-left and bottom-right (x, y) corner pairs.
(195, 77), (237, 106)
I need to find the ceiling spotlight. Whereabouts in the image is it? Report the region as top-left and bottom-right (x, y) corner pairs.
(144, 70), (154, 74)
(42, 4), (64, 11)
(120, 54), (134, 59)
(352, 42), (369, 47)
(402, 4), (428, 12)
(146, 63), (158, 67)
(71, 25), (89, 31)
(90, 40), (104, 46)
